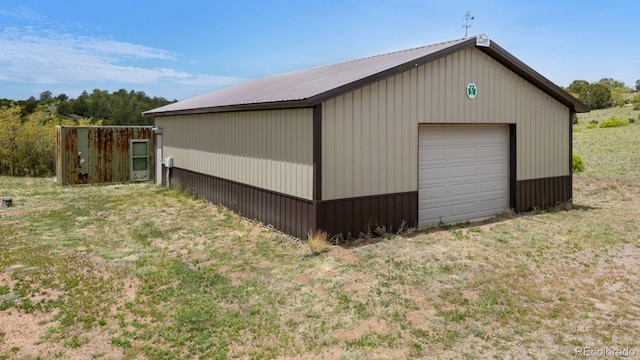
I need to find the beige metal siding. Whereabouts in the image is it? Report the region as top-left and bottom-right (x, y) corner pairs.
(322, 47), (569, 200)
(156, 108), (313, 200)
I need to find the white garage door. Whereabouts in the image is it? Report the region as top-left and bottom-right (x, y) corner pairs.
(418, 125), (509, 226)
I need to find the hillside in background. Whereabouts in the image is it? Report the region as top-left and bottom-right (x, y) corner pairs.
(0, 89), (175, 126)
(565, 78), (640, 110)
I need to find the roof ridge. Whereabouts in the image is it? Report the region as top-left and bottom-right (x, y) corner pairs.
(250, 36), (473, 81)
(357, 36), (475, 62)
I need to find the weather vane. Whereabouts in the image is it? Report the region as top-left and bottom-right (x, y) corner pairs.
(462, 11), (475, 37)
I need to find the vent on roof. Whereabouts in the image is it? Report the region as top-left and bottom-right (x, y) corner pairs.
(476, 34), (490, 47)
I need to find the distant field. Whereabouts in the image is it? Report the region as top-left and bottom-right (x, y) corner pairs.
(576, 106), (639, 126)
(0, 109), (639, 359)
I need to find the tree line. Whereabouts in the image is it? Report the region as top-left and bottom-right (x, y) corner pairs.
(0, 89), (174, 176)
(565, 78), (640, 110)
(0, 89), (175, 126)
(0, 104), (87, 176)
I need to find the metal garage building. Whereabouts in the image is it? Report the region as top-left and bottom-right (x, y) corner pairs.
(144, 35), (588, 238)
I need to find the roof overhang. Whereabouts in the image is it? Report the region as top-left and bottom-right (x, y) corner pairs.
(476, 41), (589, 113)
(143, 99), (312, 117)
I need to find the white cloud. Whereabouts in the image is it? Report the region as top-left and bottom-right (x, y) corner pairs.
(0, 7), (45, 22)
(0, 25), (242, 88)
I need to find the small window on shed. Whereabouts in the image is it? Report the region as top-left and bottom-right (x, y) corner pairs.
(130, 139), (149, 181)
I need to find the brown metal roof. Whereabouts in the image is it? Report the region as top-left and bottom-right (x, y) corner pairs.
(144, 35), (588, 116)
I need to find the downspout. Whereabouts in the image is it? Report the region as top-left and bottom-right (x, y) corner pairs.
(165, 156), (173, 188)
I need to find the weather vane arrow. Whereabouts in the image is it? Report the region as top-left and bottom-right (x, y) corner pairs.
(463, 11), (475, 37)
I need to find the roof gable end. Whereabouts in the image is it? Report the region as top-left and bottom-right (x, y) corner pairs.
(144, 35), (588, 116)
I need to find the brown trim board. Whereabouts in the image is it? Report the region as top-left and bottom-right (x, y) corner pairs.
(569, 110), (575, 205)
(164, 166), (417, 239)
(313, 104), (322, 201)
(167, 166), (314, 239)
(515, 175), (571, 212)
(165, 166), (570, 237)
(316, 192), (418, 238)
(509, 124), (516, 210)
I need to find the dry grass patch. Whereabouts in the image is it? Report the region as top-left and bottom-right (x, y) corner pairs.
(307, 230), (331, 255)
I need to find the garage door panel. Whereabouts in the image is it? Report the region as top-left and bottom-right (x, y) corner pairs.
(448, 203), (477, 216)
(419, 186), (447, 200)
(479, 198), (507, 211)
(449, 147), (479, 159)
(419, 166), (447, 181)
(419, 125), (509, 226)
(450, 164), (477, 178)
(478, 162), (506, 175)
(477, 145), (506, 157)
(449, 183), (477, 197)
(418, 208), (446, 224)
(479, 179), (506, 192)
(420, 148), (447, 161)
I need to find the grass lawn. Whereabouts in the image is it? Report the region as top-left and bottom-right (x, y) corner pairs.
(1, 108), (639, 359)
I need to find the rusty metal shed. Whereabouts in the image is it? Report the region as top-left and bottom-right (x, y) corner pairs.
(56, 126), (154, 185)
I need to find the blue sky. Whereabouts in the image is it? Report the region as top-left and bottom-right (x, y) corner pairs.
(1, 0), (638, 101)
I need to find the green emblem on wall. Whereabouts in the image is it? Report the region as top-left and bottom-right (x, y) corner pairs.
(466, 83), (477, 99)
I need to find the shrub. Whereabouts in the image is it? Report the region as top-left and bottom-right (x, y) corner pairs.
(590, 119), (599, 125)
(572, 155), (585, 173)
(571, 113), (579, 125)
(599, 118), (628, 128)
(628, 117), (635, 124)
(578, 83), (612, 109)
(307, 230), (331, 254)
(585, 123), (597, 129)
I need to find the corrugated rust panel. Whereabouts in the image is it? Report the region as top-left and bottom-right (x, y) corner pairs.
(77, 128), (89, 184)
(88, 127), (115, 184)
(55, 127), (63, 184)
(100, 127), (114, 183)
(114, 127), (135, 182)
(56, 126), (153, 185)
(63, 127), (78, 185)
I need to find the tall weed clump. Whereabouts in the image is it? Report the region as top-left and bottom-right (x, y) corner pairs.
(306, 230), (331, 255)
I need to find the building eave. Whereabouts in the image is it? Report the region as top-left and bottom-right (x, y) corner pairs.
(306, 37), (478, 105)
(143, 100), (312, 117)
(477, 42), (590, 113)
